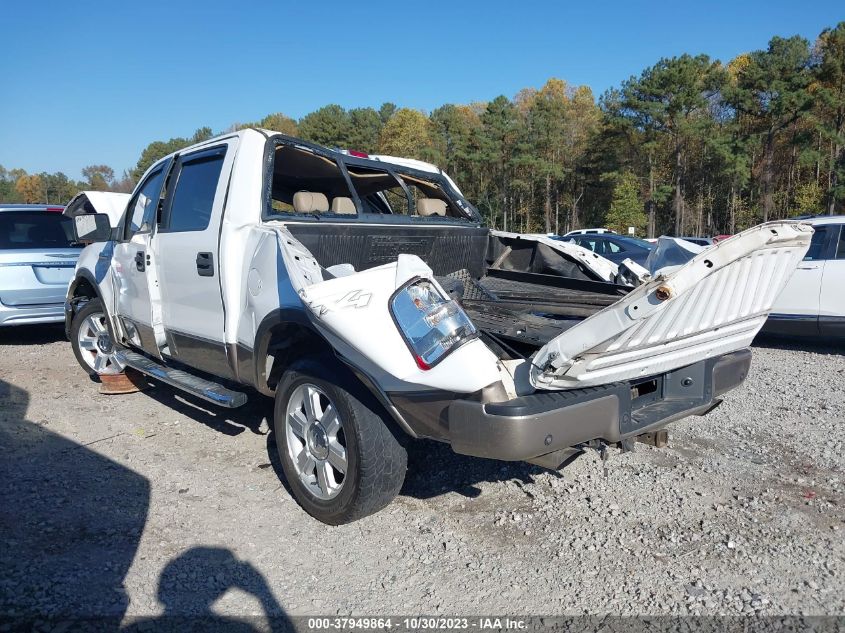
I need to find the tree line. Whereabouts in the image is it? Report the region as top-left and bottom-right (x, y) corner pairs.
(3, 22), (842, 237)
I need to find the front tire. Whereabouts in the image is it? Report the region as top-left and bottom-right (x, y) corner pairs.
(70, 299), (123, 377)
(274, 358), (407, 525)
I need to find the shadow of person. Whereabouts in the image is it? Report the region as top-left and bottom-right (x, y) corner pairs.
(122, 547), (292, 633)
(0, 378), (150, 624)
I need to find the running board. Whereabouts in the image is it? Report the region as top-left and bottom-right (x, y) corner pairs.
(115, 350), (248, 408)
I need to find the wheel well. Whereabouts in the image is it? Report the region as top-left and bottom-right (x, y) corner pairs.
(263, 323), (334, 392)
(71, 278), (98, 302)
(260, 321), (415, 440)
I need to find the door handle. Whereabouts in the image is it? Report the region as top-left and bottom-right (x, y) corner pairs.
(196, 252), (214, 277)
(134, 251), (145, 272)
(797, 264), (820, 270)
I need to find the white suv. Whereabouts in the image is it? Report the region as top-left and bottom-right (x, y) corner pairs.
(766, 215), (845, 338)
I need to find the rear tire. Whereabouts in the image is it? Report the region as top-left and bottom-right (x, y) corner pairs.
(273, 357), (407, 525)
(70, 299), (123, 377)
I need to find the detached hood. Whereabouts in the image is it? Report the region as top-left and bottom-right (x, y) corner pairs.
(63, 191), (130, 228)
(530, 222), (813, 390)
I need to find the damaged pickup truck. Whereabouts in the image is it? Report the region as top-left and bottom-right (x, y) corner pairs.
(64, 129), (812, 524)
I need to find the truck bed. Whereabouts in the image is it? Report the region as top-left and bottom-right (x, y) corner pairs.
(439, 269), (623, 352)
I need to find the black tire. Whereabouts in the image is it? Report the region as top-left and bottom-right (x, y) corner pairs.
(69, 298), (119, 378)
(273, 357), (407, 525)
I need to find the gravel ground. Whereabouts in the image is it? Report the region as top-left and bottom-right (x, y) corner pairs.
(1, 326), (843, 622)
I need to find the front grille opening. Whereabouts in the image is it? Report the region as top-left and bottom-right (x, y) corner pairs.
(631, 378), (658, 400)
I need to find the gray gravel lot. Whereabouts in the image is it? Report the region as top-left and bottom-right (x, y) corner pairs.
(1, 326), (843, 622)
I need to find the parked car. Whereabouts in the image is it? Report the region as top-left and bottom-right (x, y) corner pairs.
(562, 228), (617, 236)
(64, 129), (811, 524)
(764, 215), (845, 338)
(554, 233), (654, 266)
(0, 204), (81, 326)
(675, 236), (714, 247)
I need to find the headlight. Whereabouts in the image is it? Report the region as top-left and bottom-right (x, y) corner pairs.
(389, 278), (477, 370)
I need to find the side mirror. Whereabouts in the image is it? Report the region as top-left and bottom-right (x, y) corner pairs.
(73, 213), (113, 243)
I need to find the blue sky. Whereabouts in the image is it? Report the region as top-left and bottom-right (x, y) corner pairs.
(1, 0), (842, 180)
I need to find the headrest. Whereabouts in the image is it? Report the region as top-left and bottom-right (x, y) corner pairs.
(293, 191), (329, 213)
(331, 197), (356, 214)
(416, 198), (447, 217)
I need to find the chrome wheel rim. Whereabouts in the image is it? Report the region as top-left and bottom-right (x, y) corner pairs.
(285, 383), (348, 500)
(76, 312), (123, 375)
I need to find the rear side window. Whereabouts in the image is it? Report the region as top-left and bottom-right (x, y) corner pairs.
(165, 148), (226, 232)
(836, 226), (845, 260)
(804, 227), (830, 261)
(0, 212), (78, 249)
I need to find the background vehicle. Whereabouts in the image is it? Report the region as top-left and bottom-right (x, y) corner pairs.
(554, 233), (654, 266)
(0, 204), (79, 326)
(562, 228), (617, 236)
(765, 215), (845, 338)
(675, 236), (714, 247)
(64, 129), (811, 524)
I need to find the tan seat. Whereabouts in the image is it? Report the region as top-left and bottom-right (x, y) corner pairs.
(417, 198), (447, 217)
(293, 191), (329, 213)
(331, 197), (356, 214)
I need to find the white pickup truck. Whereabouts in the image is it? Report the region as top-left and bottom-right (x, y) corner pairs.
(64, 129), (812, 524)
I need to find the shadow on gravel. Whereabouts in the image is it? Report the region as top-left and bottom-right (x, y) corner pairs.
(0, 377), (150, 621)
(0, 323), (66, 346)
(1, 378), (291, 629)
(122, 547), (292, 633)
(400, 439), (557, 500)
(139, 382), (273, 436)
(753, 333), (845, 356)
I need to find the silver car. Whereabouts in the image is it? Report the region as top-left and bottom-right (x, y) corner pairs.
(0, 204), (81, 326)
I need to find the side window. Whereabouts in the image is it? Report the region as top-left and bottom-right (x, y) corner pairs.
(268, 144), (356, 216)
(395, 173), (462, 218)
(804, 227), (830, 261)
(606, 240), (624, 253)
(346, 166), (409, 215)
(165, 148), (226, 232)
(835, 226), (845, 260)
(125, 167), (165, 238)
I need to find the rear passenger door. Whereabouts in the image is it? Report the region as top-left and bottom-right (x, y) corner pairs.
(772, 225), (831, 331)
(152, 140), (237, 377)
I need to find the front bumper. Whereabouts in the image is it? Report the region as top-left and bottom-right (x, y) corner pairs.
(0, 301), (66, 326)
(445, 349), (751, 464)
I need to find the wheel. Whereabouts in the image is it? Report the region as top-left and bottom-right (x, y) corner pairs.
(70, 299), (123, 377)
(274, 358), (407, 524)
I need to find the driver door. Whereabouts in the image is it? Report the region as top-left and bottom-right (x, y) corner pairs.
(111, 159), (171, 357)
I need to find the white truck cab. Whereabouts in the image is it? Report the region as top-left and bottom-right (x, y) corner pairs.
(64, 129), (812, 524)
